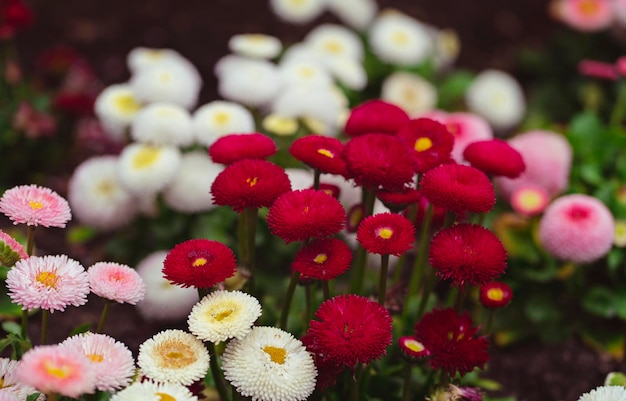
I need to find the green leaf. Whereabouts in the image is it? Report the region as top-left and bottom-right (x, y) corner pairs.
(605, 372), (626, 387)
(26, 393), (42, 401)
(67, 225), (98, 244)
(1, 320), (21, 335)
(582, 286), (616, 318)
(69, 323), (93, 336)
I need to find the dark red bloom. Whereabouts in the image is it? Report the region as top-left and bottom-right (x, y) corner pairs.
(429, 223), (507, 286)
(356, 212), (416, 256)
(398, 336), (429, 361)
(0, 0), (34, 39)
(414, 308), (489, 377)
(211, 159), (291, 212)
(344, 99), (409, 137)
(53, 92), (96, 116)
(479, 281), (513, 309)
(290, 135), (347, 176)
(267, 189), (346, 243)
(291, 238), (352, 281)
(376, 187), (421, 213)
(316, 183), (341, 200)
(463, 139), (526, 178)
(163, 239), (237, 289)
(209, 133), (277, 164)
(396, 118), (455, 173)
(343, 133), (416, 192)
(303, 294), (393, 368)
(420, 164), (495, 215)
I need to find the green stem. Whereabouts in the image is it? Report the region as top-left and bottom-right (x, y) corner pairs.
(414, 265), (434, 322)
(403, 205), (433, 323)
(40, 309), (49, 345)
(610, 80), (626, 127)
(484, 309), (495, 335)
(322, 280), (331, 300)
(26, 225), (35, 256)
(45, 394), (58, 401)
(208, 342), (230, 401)
(279, 271), (300, 330)
(313, 169), (321, 191)
(349, 189), (376, 294)
(96, 301), (111, 334)
(454, 284), (467, 312)
(20, 309), (28, 341)
(350, 363), (362, 401)
(378, 254), (390, 305)
(306, 283), (313, 324)
(401, 363), (414, 401)
(243, 208), (259, 294)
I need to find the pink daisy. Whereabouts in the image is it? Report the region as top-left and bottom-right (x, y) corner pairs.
(551, 0), (613, 32)
(344, 99), (409, 137)
(208, 132), (277, 164)
(87, 262), (147, 304)
(0, 229), (28, 267)
(0, 184), (71, 228)
(538, 194), (615, 263)
(0, 358), (39, 400)
(6, 254), (90, 312)
(61, 332), (135, 392)
(17, 344), (97, 398)
(356, 212), (416, 256)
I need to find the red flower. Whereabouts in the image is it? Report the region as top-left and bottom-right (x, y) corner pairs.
(267, 189), (346, 243)
(396, 118), (455, 173)
(344, 99), (409, 137)
(356, 212), (416, 256)
(479, 281), (513, 309)
(291, 238), (352, 281)
(343, 133), (416, 192)
(289, 135), (348, 176)
(463, 139), (525, 178)
(420, 164), (495, 215)
(376, 187), (421, 213)
(398, 336), (429, 361)
(346, 203), (365, 233)
(163, 239), (237, 289)
(0, 0), (34, 39)
(211, 159), (291, 212)
(429, 223), (507, 286)
(303, 294), (393, 368)
(316, 183), (341, 199)
(209, 133), (277, 164)
(53, 92), (96, 117)
(414, 308), (489, 377)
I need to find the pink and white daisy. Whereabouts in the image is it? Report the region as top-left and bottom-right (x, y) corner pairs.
(87, 262), (146, 305)
(7, 254), (90, 312)
(0, 358), (40, 400)
(0, 184), (71, 228)
(0, 229), (28, 267)
(61, 332), (135, 392)
(110, 380), (198, 401)
(551, 0), (613, 32)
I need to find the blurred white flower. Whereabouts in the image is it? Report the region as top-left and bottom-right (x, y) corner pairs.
(304, 23), (364, 61)
(271, 82), (342, 131)
(228, 34), (282, 59)
(269, 0), (327, 24)
(117, 143), (182, 196)
(381, 71), (437, 116)
(127, 47), (190, 74)
(327, 0), (378, 31)
(192, 100), (255, 146)
(130, 102), (194, 146)
(218, 58), (281, 107)
(324, 56), (367, 90)
(432, 28), (461, 69)
(279, 59), (333, 87)
(94, 83), (142, 140)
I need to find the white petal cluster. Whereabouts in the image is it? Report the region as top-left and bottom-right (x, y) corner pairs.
(130, 102), (194, 146)
(218, 58), (282, 107)
(577, 386), (626, 401)
(326, 0), (378, 30)
(94, 84), (142, 140)
(192, 100), (255, 146)
(228, 34), (283, 59)
(111, 380), (198, 401)
(117, 143), (182, 196)
(381, 71), (437, 117)
(269, 0), (327, 24)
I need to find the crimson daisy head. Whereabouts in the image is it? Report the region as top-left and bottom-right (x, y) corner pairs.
(267, 189), (346, 244)
(208, 132), (277, 165)
(343, 133), (416, 192)
(463, 139), (526, 178)
(396, 118), (455, 174)
(376, 187), (421, 213)
(162, 239), (237, 289)
(479, 281), (513, 309)
(356, 212), (416, 256)
(291, 238), (352, 281)
(0, 184), (72, 228)
(429, 223), (507, 286)
(419, 164), (495, 215)
(414, 308), (489, 377)
(290, 135), (348, 176)
(302, 294), (392, 368)
(211, 158), (291, 212)
(398, 336), (429, 362)
(344, 99), (409, 137)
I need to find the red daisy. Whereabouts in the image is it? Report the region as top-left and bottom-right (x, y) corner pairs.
(396, 118), (455, 174)
(289, 135), (348, 176)
(398, 336), (430, 361)
(429, 223), (507, 286)
(162, 239), (237, 289)
(414, 308), (489, 377)
(344, 99), (409, 137)
(343, 133), (416, 192)
(419, 164), (495, 215)
(302, 294), (393, 368)
(376, 187), (421, 213)
(211, 159), (291, 212)
(356, 212), (416, 256)
(462, 139), (526, 178)
(291, 238), (352, 281)
(479, 281), (513, 309)
(208, 133), (277, 165)
(267, 189), (346, 243)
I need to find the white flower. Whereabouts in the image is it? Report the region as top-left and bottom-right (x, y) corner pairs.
(138, 329), (210, 385)
(130, 102), (194, 146)
(271, 82), (342, 130)
(188, 290), (262, 343)
(192, 100), (255, 146)
(323, 56), (367, 90)
(432, 28), (460, 70)
(117, 143), (182, 196)
(368, 9), (434, 66)
(135, 251), (199, 321)
(214, 54), (253, 79)
(0, 358), (41, 400)
(162, 151), (224, 213)
(381, 71), (437, 117)
(111, 380), (198, 401)
(280, 42), (322, 66)
(68, 156), (139, 231)
(127, 47), (189, 74)
(222, 326), (317, 401)
(578, 386), (626, 401)
(94, 84), (142, 140)
(269, 0), (327, 24)
(326, 0), (378, 31)
(278, 59), (333, 87)
(465, 69), (526, 131)
(218, 58), (281, 107)
(228, 34), (282, 59)
(304, 23), (364, 61)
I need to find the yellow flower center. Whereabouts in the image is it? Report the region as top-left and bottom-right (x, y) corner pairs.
(87, 353), (104, 363)
(155, 340), (196, 369)
(213, 111), (231, 126)
(517, 189), (543, 210)
(36, 271), (59, 288)
(96, 179), (115, 196)
(323, 40), (343, 54)
(157, 393), (176, 401)
(578, 0), (600, 15)
(405, 339), (425, 353)
(44, 361), (71, 379)
(299, 66), (316, 78)
(159, 72), (171, 83)
(376, 227), (394, 240)
(0, 378), (7, 388)
(212, 308), (234, 322)
(262, 114), (298, 136)
(317, 148), (334, 158)
(263, 345), (287, 364)
(313, 253), (328, 264)
(414, 137), (433, 152)
(28, 200), (43, 210)
(132, 146), (161, 169)
(146, 50), (165, 59)
(392, 31), (409, 45)
(487, 288), (504, 302)
(192, 257), (208, 267)
(247, 177), (258, 187)
(114, 94), (141, 115)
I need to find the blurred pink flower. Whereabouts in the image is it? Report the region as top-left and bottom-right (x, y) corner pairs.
(0, 184), (71, 228)
(510, 185), (550, 217)
(550, 0), (613, 32)
(12, 102), (57, 139)
(578, 59), (618, 80)
(87, 262), (146, 305)
(0, 229), (28, 266)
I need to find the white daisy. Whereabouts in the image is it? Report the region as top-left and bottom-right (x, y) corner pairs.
(465, 69), (526, 131)
(213, 54), (253, 79)
(192, 100), (255, 146)
(162, 151), (224, 213)
(381, 71), (437, 117)
(279, 42), (322, 66)
(127, 47), (188, 74)
(222, 326), (317, 401)
(271, 82), (342, 130)
(577, 386), (626, 401)
(188, 290), (262, 343)
(218, 58), (281, 107)
(138, 329), (210, 385)
(130, 102), (194, 147)
(110, 380), (198, 401)
(432, 28), (461, 70)
(68, 156), (139, 231)
(94, 84), (142, 140)
(304, 23), (364, 61)
(0, 358), (42, 401)
(228, 34), (283, 59)
(326, 0), (378, 30)
(323, 56), (367, 90)
(269, 0), (327, 24)
(278, 59), (333, 87)
(117, 143), (182, 196)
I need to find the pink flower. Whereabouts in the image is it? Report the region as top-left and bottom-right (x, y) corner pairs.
(344, 99), (409, 137)
(510, 185), (550, 217)
(0, 185), (71, 228)
(6, 255), (90, 312)
(538, 194), (615, 263)
(87, 262), (146, 305)
(0, 229), (28, 267)
(578, 59), (618, 80)
(551, 0), (613, 32)
(17, 345), (97, 398)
